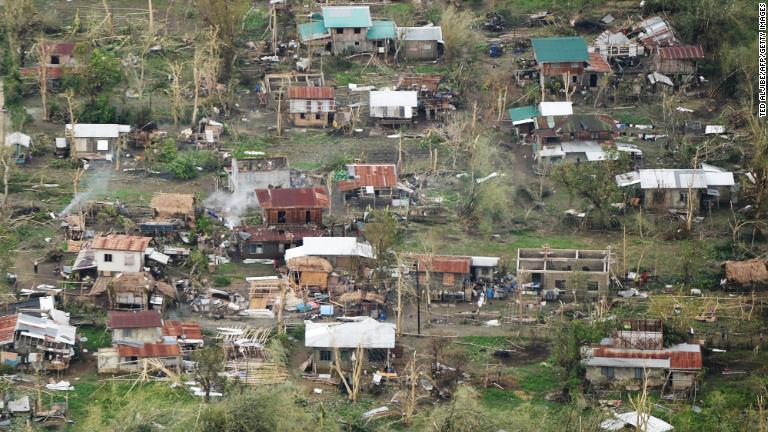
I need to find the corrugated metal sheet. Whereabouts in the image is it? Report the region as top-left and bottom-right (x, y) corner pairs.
(118, 343), (180, 358)
(338, 164), (398, 191)
(107, 310), (162, 329)
(658, 45), (704, 60)
(321, 6), (372, 28)
(588, 52), (612, 73)
(45, 42), (77, 55)
(0, 315), (18, 345)
(416, 255), (471, 274)
(669, 351), (702, 369)
(635, 16), (678, 47)
(255, 187), (329, 209)
(396, 26), (443, 42)
(590, 344), (702, 370)
(163, 321), (203, 340)
(92, 234), (151, 252)
(287, 87), (335, 100)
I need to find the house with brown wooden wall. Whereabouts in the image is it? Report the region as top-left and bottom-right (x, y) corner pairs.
(531, 37), (590, 89)
(287, 87), (335, 127)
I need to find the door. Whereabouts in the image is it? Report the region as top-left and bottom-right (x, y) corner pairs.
(590, 73), (598, 87)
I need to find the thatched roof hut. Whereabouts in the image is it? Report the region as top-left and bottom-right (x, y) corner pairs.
(724, 259), (768, 285)
(150, 193), (196, 220)
(338, 291), (385, 304)
(90, 272), (176, 297)
(287, 256), (333, 273)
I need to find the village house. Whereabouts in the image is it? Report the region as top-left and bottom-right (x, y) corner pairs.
(304, 317), (395, 373)
(19, 41), (77, 80)
(396, 74), (453, 119)
(533, 113), (618, 146)
(516, 246), (612, 299)
(396, 26), (444, 61)
(0, 313), (76, 371)
(150, 193), (197, 228)
(507, 101), (573, 138)
(91, 235), (151, 275)
(722, 259), (768, 290)
(238, 187), (330, 260)
(286, 256), (333, 293)
(369, 90), (418, 125)
(585, 52), (613, 89)
(616, 167), (736, 211)
(652, 45), (705, 81)
(338, 163), (411, 208)
(630, 16), (679, 48)
(65, 123), (131, 162)
(535, 141), (641, 174)
(321, 6), (374, 54)
(287, 86), (336, 127)
(531, 36), (589, 88)
(89, 272), (177, 311)
(414, 255), (500, 302)
(226, 156), (291, 195)
(583, 319), (702, 396)
(98, 310), (183, 373)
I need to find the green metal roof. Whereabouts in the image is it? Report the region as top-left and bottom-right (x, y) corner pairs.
(367, 20), (396, 40)
(531, 37), (589, 63)
(507, 105), (539, 122)
(299, 21), (330, 42)
(321, 6), (372, 28)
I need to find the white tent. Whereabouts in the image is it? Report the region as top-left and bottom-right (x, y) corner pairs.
(5, 132), (31, 148)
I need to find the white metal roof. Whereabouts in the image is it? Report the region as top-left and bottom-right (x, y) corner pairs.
(67, 124), (131, 138)
(16, 313), (76, 346)
(601, 412), (673, 432)
(538, 101), (573, 117)
(285, 237), (374, 261)
(396, 26), (443, 42)
(5, 132), (31, 148)
(369, 90), (418, 108)
(647, 72), (673, 86)
(471, 256), (499, 267)
(304, 317), (395, 349)
(560, 141), (602, 153)
(616, 169), (734, 189)
(584, 356), (670, 369)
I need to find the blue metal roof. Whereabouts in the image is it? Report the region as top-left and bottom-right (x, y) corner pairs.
(299, 20), (330, 42)
(321, 6), (372, 28)
(367, 20), (396, 40)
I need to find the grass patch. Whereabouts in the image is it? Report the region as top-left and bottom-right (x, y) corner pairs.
(509, 363), (562, 395)
(480, 388), (524, 409)
(78, 325), (112, 352)
(461, 335), (509, 363)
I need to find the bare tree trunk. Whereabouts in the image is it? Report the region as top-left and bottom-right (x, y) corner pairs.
(102, 0), (114, 37)
(0, 155), (9, 209)
(36, 40), (51, 121)
(64, 91), (78, 160)
(148, 0), (154, 35)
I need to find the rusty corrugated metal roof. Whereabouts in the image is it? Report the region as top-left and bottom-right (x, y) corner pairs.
(669, 351), (702, 369)
(163, 321), (203, 340)
(255, 187), (329, 209)
(415, 255), (471, 274)
(107, 310), (162, 329)
(0, 315), (18, 345)
(287, 86), (335, 100)
(588, 52), (612, 73)
(92, 234), (151, 252)
(592, 345), (702, 370)
(658, 45), (704, 60)
(118, 343), (181, 358)
(45, 42), (77, 55)
(338, 164), (398, 192)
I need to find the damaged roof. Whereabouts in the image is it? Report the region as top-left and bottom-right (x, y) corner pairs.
(657, 45), (704, 60)
(531, 37), (589, 63)
(117, 343), (181, 358)
(416, 255), (472, 274)
(150, 193), (195, 216)
(15, 313), (76, 346)
(634, 16), (678, 47)
(587, 52), (612, 73)
(107, 310), (163, 329)
(255, 187), (330, 209)
(724, 259), (768, 284)
(615, 168), (735, 189)
(338, 164), (398, 191)
(163, 320), (203, 340)
(0, 315), (19, 345)
(92, 234), (151, 252)
(287, 86), (335, 100)
(586, 343), (702, 370)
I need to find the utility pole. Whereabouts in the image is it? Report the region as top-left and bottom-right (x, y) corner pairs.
(416, 268), (421, 335)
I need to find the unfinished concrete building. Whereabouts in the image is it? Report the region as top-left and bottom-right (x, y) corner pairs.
(516, 246), (612, 297)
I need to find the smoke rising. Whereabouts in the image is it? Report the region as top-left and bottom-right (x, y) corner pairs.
(61, 168), (115, 216)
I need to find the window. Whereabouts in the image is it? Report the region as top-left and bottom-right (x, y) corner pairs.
(306, 210), (312, 223)
(122, 328), (134, 338)
(679, 192), (689, 203)
(588, 281), (599, 291)
(299, 113), (306, 119)
(124, 254), (135, 266)
(319, 350), (332, 361)
(572, 75), (578, 83)
(653, 191), (666, 204)
(335, 28), (343, 34)
(591, 132), (599, 140)
(443, 272), (455, 286)
(340, 350), (350, 361)
(353, 27), (361, 34)
(315, 113), (322, 120)
(277, 211), (286, 223)
(50, 55), (60, 65)
(249, 244), (263, 254)
(104, 253), (113, 263)
(278, 243), (285, 253)
(601, 367), (615, 378)
(555, 280), (566, 289)
(635, 368), (645, 379)
(354, 41), (360, 46)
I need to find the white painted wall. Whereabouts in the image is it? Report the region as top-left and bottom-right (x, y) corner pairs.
(95, 250), (144, 273)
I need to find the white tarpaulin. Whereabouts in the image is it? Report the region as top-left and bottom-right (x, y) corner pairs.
(601, 411), (673, 432)
(285, 237), (374, 261)
(305, 317), (395, 349)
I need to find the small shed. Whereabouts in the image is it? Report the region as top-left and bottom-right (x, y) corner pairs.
(369, 90), (418, 124)
(396, 26), (444, 60)
(724, 259), (768, 289)
(653, 45), (704, 77)
(150, 193), (196, 227)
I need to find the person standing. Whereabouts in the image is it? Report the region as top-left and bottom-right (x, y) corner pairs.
(33, 260), (39, 274)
